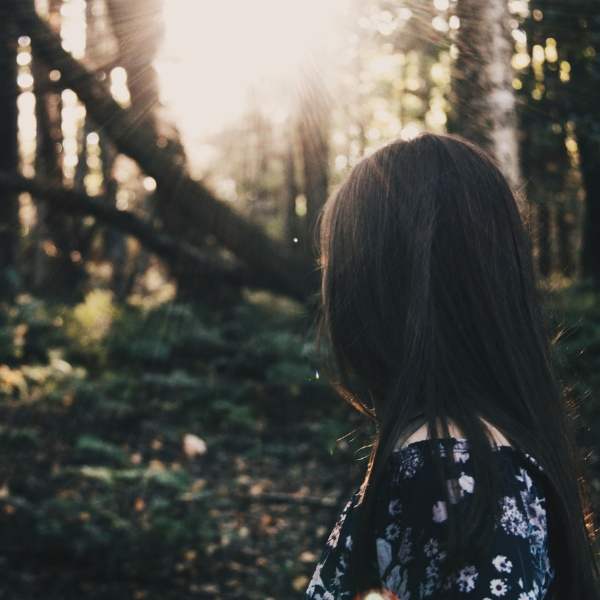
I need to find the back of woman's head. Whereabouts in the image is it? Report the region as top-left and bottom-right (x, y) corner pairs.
(316, 132), (600, 598)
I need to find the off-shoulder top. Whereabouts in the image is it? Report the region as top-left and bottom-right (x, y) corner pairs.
(304, 436), (555, 599)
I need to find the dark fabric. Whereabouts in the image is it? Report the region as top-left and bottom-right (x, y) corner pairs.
(304, 437), (555, 599)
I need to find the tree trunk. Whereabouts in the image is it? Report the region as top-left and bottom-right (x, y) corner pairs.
(85, 0), (131, 297)
(99, 135), (133, 298)
(247, 104), (272, 220)
(105, 0), (163, 132)
(17, 6), (314, 301)
(537, 197), (552, 278)
(0, 1), (19, 298)
(577, 125), (600, 286)
(283, 126), (300, 250)
(556, 195), (575, 278)
(296, 64), (330, 262)
(27, 0), (88, 294)
(450, 0), (522, 191)
(105, 0), (247, 302)
(553, 133), (575, 278)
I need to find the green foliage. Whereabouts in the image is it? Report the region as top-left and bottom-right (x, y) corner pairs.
(3, 460), (214, 582)
(74, 434), (131, 467)
(65, 289), (117, 362)
(0, 424), (40, 451)
(0, 291), (334, 597)
(0, 294), (68, 365)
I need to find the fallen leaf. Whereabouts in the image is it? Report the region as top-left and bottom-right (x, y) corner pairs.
(183, 433), (207, 458)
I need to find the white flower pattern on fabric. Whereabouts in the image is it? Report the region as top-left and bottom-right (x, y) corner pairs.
(423, 537), (439, 558)
(385, 522), (402, 542)
(325, 520), (342, 549)
(499, 496), (529, 538)
(492, 554), (513, 573)
(458, 472), (475, 494)
(456, 565), (479, 592)
(304, 438), (555, 600)
(376, 538), (394, 575)
(325, 498), (352, 549)
(396, 446), (425, 480)
(447, 478), (463, 504)
(396, 527), (413, 566)
(384, 565), (411, 599)
(490, 577), (509, 596)
(432, 500), (448, 523)
(453, 440), (470, 463)
(389, 498), (403, 516)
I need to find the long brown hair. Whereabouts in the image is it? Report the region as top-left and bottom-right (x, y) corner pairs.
(315, 132), (600, 598)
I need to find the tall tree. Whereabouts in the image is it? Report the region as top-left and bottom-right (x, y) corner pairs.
(246, 102), (274, 221)
(283, 121), (300, 250)
(0, 0), (19, 298)
(105, 0), (236, 300)
(295, 62), (331, 261)
(29, 0), (87, 293)
(85, 0), (130, 296)
(105, 0), (163, 132)
(449, 0), (522, 191)
(577, 127), (600, 285)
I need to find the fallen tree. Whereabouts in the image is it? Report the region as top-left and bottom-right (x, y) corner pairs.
(14, 6), (317, 302)
(0, 172), (285, 293)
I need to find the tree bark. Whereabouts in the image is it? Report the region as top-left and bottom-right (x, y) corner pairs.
(450, 0), (522, 192)
(0, 1), (20, 298)
(16, 6), (315, 301)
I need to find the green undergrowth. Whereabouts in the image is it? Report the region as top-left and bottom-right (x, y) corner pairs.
(1, 282), (600, 598)
(0, 289), (350, 599)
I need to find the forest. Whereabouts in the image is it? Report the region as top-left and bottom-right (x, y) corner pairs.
(0, 0), (599, 598)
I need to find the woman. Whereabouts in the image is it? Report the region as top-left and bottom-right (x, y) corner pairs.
(304, 133), (600, 599)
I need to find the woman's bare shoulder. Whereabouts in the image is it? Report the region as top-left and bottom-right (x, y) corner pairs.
(395, 417), (511, 450)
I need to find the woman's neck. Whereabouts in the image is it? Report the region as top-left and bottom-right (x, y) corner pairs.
(394, 416), (511, 450)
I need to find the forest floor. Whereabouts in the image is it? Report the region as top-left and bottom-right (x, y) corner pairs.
(0, 290), (368, 599)
(1, 284), (600, 599)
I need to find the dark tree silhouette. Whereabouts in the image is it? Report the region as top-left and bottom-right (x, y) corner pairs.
(29, 0), (87, 293)
(0, 0), (19, 298)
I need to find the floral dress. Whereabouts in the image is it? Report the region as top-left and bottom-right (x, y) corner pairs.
(304, 437), (555, 599)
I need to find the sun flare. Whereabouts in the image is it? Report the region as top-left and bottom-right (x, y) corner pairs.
(155, 0), (349, 138)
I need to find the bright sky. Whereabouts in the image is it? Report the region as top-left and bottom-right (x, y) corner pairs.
(154, 0), (350, 139)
